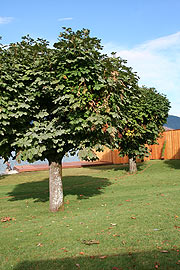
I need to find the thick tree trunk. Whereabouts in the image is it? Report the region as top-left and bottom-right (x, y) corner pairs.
(49, 160), (64, 212)
(129, 157), (137, 174)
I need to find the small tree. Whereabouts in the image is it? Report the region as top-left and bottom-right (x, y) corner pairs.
(0, 28), (139, 211)
(114, 86), (171, 173)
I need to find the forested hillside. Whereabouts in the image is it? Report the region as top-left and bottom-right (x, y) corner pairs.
(164, 115), (180, 130)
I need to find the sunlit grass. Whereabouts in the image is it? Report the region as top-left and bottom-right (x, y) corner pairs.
(0, 160), (180, 270)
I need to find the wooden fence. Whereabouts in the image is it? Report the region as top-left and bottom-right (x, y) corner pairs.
(96, 129), (180, 164)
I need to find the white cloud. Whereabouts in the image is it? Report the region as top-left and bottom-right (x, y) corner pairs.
(0, 16), (13, 24)
(58, 17), (73, 22)
(139, 32), (180, 51)
(104, 32), (180, 117)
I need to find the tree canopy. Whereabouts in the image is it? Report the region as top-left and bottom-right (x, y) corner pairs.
(0, 28), (140, 211)
(0, 30), (108, 163)
(112, 85), (171, 172)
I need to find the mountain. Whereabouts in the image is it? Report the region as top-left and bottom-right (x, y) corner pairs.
(164, 115), (180, 130)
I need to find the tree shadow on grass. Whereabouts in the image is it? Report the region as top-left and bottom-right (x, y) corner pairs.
(7, 175), (111, 203)
(88, 164), (129, 171)
(164, 159), (180, 170)
(87, 162), (146, 172)
(0, 174), (6, 180)
(13, 250), (179, 270)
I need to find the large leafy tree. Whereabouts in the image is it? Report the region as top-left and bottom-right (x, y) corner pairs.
(113, 85), (171, 173)
(0, 28), (139, 211)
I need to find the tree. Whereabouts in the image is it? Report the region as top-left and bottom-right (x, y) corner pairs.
(0, 28), (139, 211)
(113, 86), (171, 173)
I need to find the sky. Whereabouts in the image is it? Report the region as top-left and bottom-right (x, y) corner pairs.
(1, 0), (180, 116)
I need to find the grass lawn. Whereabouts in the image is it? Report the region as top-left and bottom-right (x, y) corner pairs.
(0, 160), (180, 270)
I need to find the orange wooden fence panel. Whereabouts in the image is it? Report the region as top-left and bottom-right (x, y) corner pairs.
(111, 150), (129, 164)
(148, 135), (165, 160)
(95, 147), (113, 163)
(164, 129), (180, 159)
(96, 129), (180, 164)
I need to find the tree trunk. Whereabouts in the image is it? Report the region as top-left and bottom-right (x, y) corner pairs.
(129, 157), (137, 174)
(49, 160), (64, 212)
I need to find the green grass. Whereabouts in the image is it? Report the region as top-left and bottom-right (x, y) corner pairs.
(0, 160), (180, 270)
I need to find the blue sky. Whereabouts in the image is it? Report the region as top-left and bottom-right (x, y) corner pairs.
(1, 0), (180, 116)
